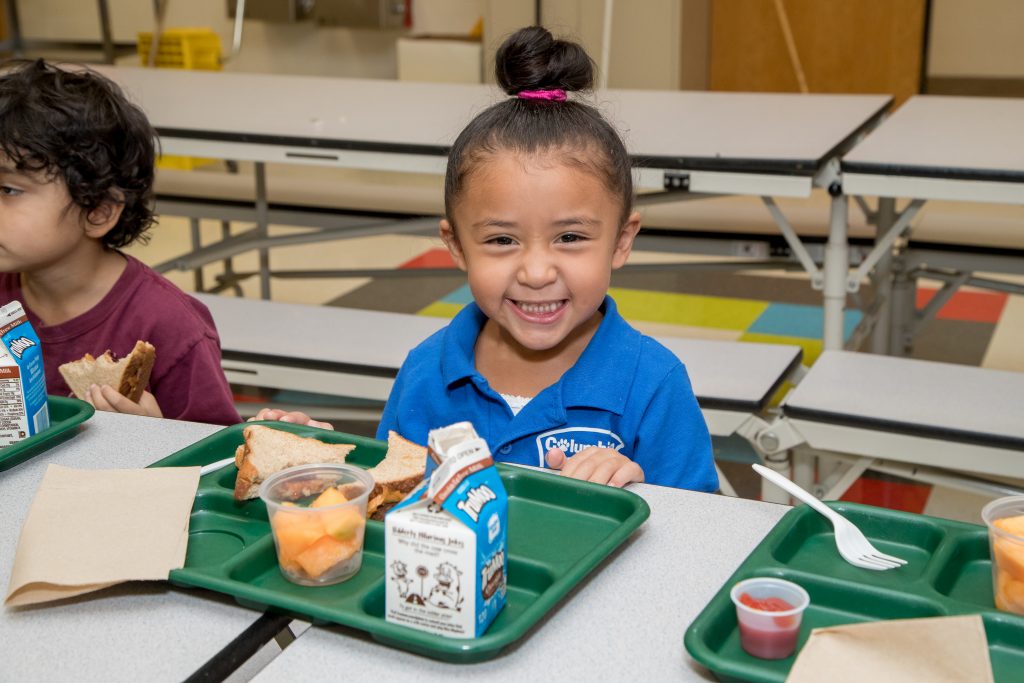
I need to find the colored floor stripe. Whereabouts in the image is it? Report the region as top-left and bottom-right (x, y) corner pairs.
(610, 287), (767, 330)
(840, 475), (931, 514)
(917, 287), (1008, 323)
(398, 248), (456, 270)
(748, 302), (862, 341)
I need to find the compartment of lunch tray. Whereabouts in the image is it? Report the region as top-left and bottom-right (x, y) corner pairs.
(223, 533), (385, 608)
(692, 568), (947, 679)
(983, 611), (1024, 681)
(503, 472), (639, 573)
(360, 554), (556, 620)
(931, 529), (995, 608)
(768, 502), (944, 583)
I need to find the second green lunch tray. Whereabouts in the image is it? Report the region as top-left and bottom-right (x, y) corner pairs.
(151, 422), (651, 663)
(684, 501), (1024, 683)
(0, 395), (95, 472)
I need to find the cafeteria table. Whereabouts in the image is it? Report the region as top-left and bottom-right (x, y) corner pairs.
(96, 66), (890, 347)
(776, 351), (1024, 500)
(252, 469), (787, 681)
(0, 412), (261, 682)
(841, 95), (1024, 355)
(1, 411), (789, 680)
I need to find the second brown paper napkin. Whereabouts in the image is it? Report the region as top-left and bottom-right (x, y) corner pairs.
(786, 614), (993, 683)
(5, 463), (200, 607)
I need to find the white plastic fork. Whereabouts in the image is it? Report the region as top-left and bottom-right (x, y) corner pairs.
(199, 456), (235, 476)
(752, 464), (908, 571)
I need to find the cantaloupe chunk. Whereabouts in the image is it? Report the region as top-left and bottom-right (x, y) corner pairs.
(311, 486), (347, 508)
(993, 537), (1024, 582)
(295, 535), (359, 578)
(271, 510), (324, 566)
(993, 514), (1024, 538)
(323, 506), (364, 542)
(995, 569), (1024, 614)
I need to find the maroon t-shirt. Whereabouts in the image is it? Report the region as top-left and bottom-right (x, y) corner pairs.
(0, 255), (241, 426)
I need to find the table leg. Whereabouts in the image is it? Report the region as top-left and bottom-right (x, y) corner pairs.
(889, 253), (916, 356)
(254, 162), (271, 300)
(822, 189), (849, 350)
(869, 197), (897, 354)
(189, 217), (204, 292)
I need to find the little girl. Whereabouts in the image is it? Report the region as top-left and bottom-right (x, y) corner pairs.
(261, 26), (716, 491)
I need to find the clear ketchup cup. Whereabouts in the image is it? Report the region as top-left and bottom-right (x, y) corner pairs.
(730, 577), (810, 659)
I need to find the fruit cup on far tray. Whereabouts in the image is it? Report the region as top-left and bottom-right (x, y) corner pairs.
(260, 463), (375, 586)
(730, 577), (810, 660)
(982, 495), (1024, 615)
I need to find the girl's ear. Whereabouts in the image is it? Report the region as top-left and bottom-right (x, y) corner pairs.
(611, 211), (642, 270)
(83, 189), (126, 240)
(439, 219), (468, 271)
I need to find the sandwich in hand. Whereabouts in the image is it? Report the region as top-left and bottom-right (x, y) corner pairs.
(233, 424), (355, 500)
(366, 431), (427, 520)
(59, 340), (156, 403)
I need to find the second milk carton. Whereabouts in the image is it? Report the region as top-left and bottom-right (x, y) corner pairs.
(385, 421), (507, 638)
(0, 301), (49, 446)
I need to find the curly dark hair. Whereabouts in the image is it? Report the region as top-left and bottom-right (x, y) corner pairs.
(0, 59), (157, 248)
(445, 26), (633, 227)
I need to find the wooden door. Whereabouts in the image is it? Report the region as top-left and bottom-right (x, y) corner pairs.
(710, 0), (926, 106)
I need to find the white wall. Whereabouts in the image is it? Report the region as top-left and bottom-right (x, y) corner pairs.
(928, 0), (1024, 78)
(485, 0), (684, 90)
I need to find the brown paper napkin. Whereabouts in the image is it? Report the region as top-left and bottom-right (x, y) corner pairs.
(786, 615), (993, 683)
(5, 464), (200, 607)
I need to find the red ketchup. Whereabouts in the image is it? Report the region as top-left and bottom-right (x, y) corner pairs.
(737, 592), (799, 659)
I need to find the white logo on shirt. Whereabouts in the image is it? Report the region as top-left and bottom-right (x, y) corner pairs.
(535, 427), (625, 466)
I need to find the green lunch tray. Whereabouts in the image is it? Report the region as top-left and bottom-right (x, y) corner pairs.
(151, 422), (651, 663)
(684, 501), (1024, 683)
(0, 395), (95, 472)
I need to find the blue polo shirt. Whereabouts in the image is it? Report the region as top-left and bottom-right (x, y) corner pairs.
(377, 296), (717, 491)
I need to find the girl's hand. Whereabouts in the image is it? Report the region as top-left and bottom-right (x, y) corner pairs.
(544, 446), (644, 488)
(87, 384), (163, 418)
(248, 407), (334, 430)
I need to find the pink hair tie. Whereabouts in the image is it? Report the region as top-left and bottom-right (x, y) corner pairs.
(517, 89), (567, 102)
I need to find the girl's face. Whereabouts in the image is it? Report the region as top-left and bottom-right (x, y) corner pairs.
(441, 152), (640, 354)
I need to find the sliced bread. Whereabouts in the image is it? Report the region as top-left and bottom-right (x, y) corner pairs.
(233, 425), (356, 500)
(59, 340), (156, 403)
(367, 430), (427, 519)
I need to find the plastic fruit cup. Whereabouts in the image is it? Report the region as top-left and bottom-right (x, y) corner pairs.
(730, 577), (810, 659)
(259, 463), (375, 587)
(981, 495), (1024, 615)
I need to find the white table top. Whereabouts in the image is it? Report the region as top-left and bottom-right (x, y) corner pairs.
(97, 66), (889, 176)
(843, 96), (1024, 181)
(197, 294), (802, 411)
(254, 481), (787, 681)
(0, 412), (260, 682)
(783, 350), (1024, 450)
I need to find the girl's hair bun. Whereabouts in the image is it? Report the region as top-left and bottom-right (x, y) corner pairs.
(494, 26), (594, 96)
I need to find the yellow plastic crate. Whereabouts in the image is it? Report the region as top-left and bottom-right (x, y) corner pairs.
(137, 28), (222, 70)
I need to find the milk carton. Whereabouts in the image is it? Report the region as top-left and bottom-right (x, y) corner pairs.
(385, 422), (507, 638)
(0, 301), (48, 446)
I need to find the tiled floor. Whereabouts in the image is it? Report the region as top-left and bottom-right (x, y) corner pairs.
(126, 191), (1024, 524)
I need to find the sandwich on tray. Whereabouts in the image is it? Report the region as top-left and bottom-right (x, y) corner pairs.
(59, 340), (156, 403)
(367, 431), (427, 520)
(234, 424), (356, 500)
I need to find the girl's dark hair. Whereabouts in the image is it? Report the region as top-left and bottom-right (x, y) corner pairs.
(445, 26), (633, 225)
(0, 59), (157, 248)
